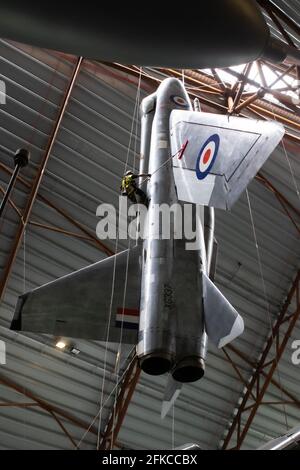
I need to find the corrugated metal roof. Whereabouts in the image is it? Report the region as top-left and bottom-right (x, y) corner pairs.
(262, 0), (300, 48)
(0, 9), (299, 450)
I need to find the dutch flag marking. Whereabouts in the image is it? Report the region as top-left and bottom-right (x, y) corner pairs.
(115, 307), (139, 330)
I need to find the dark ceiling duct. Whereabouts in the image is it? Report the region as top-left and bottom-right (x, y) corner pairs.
(0, 2), (299, 69)
(0, 1), (270, 68)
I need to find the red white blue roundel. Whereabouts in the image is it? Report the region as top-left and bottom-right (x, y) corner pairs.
(170, 95), (188, 108)
(196, 134), (220, 180)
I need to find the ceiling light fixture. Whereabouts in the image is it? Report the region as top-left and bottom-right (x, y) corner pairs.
(55, 340), (67, 350)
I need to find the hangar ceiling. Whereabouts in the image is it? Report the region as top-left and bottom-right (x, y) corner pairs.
(0, 0), (299, 450)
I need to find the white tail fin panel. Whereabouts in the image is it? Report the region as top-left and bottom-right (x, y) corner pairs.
(161, 375), (182, 419)
(203, 273), (244, 348)
(170, 110), (284, 209)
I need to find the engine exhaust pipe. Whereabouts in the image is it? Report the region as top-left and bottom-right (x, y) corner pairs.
(139, 352), (173, 376)
(172, 356), (205, 383)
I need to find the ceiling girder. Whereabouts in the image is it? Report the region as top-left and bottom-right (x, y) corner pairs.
(222, 271), (300, 449)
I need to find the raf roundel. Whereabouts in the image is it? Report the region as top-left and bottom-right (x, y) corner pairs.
(196, 134), (220, 180)
(170, 95), (189, 107)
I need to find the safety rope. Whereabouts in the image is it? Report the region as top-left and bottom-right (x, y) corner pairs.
(248, 107), (299, 431)
(172, 404), (175, 450)
(270, 113), (299, 203)
(23, 229), (26, 293)
(76, 346), (135, 449)
(281, 138), (300, 202)
(96, 69), (142, 450)
(246, 188), (289, 430)
(110, 69), (142, 450)
(137, 141), (189, 189)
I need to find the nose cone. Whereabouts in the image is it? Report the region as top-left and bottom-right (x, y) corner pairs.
(172, 356), (205, 383)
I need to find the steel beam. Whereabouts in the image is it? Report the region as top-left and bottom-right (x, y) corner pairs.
(99, 356), (140, 450)
(29, 220), (97, 243)
(0, 402), (39, 408)
(49, 410), (78, 448)
(257, 173), (300, 218)
(226, 343), (300, 409)
(0, 186), (23, 220)
(210, 68), (226, 91)
(257, 0), (300, 38)
(0, 57), (83, 300)
(256, 173), (300, 235)
(0, 372), (99, 439)
(229, 63), (253, 114)
(110, 63), (300, 138)
(222, 271), (300, 449)
(0, 162), (113, 256)
(257, 61), (268, 88)
(165, 68), (300, 130)
(262, 1), (296, 47)
(221, 67), (299, 114)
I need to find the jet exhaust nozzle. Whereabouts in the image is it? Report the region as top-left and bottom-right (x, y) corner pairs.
(172, 356), (205, 383)
(139, 352), (173, 376)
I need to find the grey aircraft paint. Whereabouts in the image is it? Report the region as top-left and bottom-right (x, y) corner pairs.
(137, 78), (208, 381)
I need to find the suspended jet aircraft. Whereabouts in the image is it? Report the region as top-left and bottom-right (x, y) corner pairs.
(258, 425), (300, 450)
(0, 1), (300, 69)
(176, 424), (300, 450)
(10, 77), (284, 417)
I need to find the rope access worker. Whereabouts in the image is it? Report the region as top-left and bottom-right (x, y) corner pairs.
(121, 170), (150, 205)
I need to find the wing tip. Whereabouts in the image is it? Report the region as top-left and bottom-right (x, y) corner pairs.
(161, 402), (169, 420)
(10, 296), (26, 331)
(218, 314), (244, 349)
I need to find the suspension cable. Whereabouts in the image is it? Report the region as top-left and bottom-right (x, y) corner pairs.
(246, 188), (289, 430)
(96, 70), (142, 449)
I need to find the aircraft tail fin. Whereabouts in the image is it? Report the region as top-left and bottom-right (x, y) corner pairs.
(11, 246), (142, 344)
(170, 110), (284, 210)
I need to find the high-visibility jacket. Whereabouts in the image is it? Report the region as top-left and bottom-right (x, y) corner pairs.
(121, 175), (136, 195)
